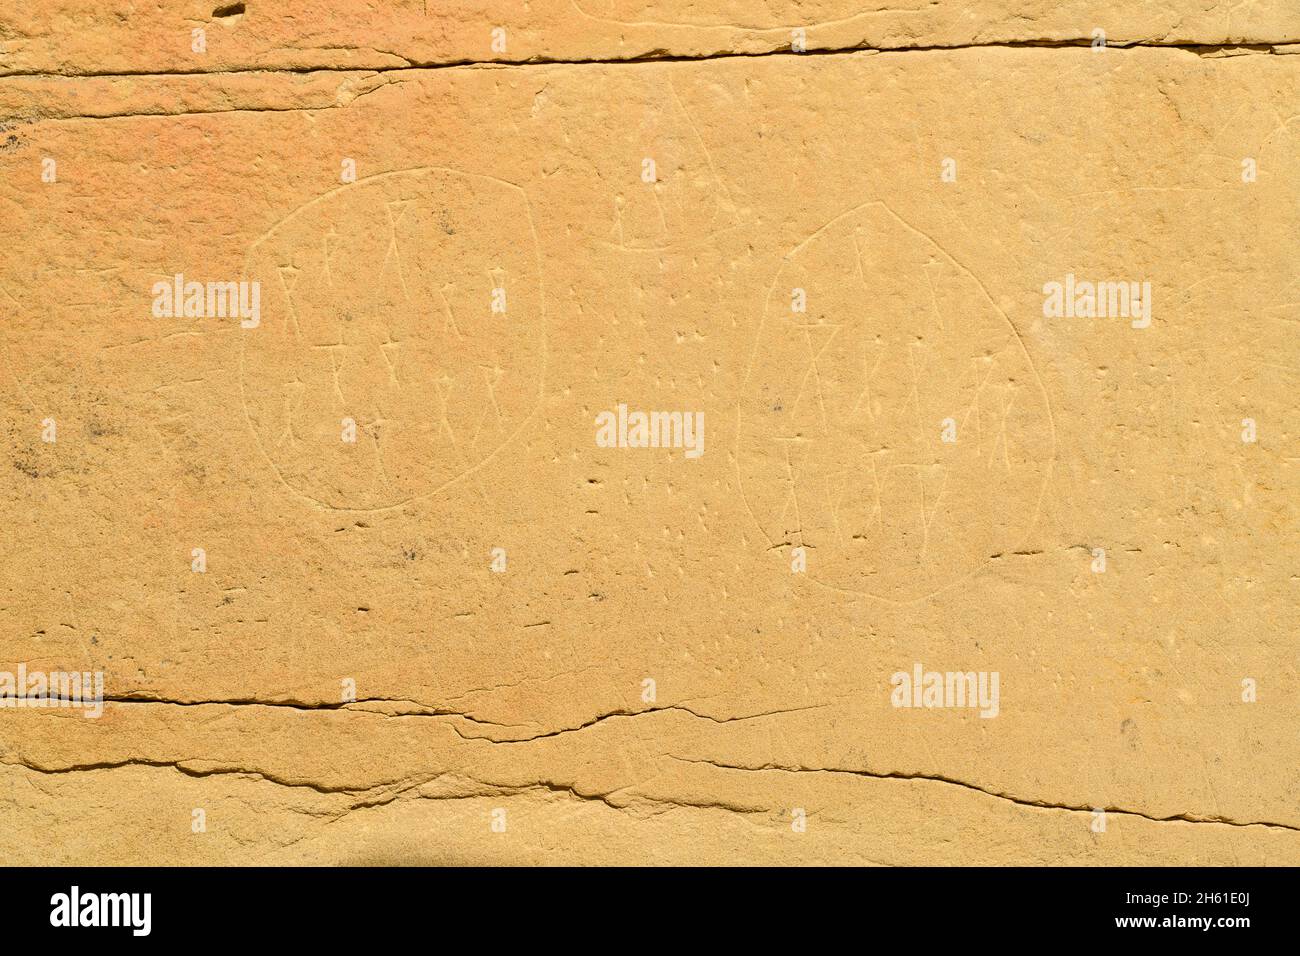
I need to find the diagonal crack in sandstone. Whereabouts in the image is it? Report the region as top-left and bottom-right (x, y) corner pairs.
(668, 756), (1300, 833)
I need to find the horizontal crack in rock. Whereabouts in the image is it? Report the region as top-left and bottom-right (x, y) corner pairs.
(669, 756), (1300, 832)
(1, 38), (1294, 83)
(8, 748), (1292, 832)
(455, 702), (828, 744)
(0, 757), (759, 823)
(10, 695), (824, 743)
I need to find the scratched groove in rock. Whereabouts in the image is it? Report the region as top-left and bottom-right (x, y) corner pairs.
(0, 6), (1297, 864)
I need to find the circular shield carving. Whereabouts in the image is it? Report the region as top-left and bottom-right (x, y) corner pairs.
(737, 202), (1054, 601)
(240, 168), (546, 511)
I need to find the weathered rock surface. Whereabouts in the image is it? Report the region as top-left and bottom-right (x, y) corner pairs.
(1, 5), (1297, 864)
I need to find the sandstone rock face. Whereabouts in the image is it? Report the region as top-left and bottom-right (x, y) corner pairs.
(0, 3), (1296, 865)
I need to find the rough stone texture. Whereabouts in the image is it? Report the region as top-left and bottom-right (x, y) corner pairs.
(3, 2), (1300, 75)
(0, 4), (1297, 865)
